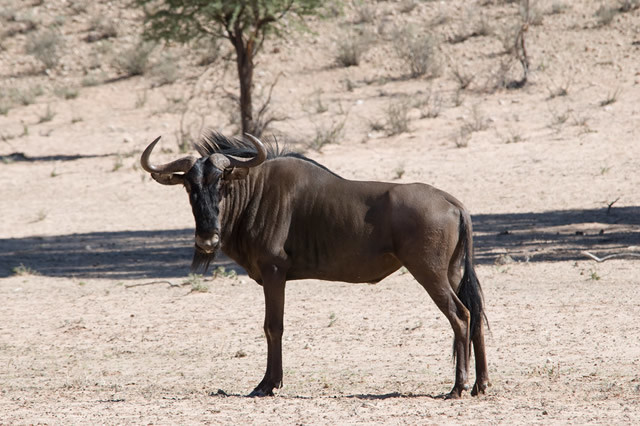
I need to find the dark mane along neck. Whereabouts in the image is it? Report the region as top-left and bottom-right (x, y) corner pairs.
(195, 131), (341, 178)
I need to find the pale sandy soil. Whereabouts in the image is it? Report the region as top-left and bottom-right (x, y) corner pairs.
(1, 0), (639, 424)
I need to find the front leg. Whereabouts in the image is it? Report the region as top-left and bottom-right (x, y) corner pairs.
(249, 264), (286, 397)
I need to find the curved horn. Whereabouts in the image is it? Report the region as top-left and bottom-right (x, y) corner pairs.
(226, 133), (267, 169)
(140, 136), (197, 174)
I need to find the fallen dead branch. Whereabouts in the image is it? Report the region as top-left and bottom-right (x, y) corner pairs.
(124, 280), (186, 289)
(581, 251), (640, 262)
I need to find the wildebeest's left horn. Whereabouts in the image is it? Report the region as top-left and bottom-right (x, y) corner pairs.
(226, 133), (267, 169)
(141, 136), (197, 174)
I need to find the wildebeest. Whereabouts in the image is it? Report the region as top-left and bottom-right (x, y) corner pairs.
(140, 132), (488, 398)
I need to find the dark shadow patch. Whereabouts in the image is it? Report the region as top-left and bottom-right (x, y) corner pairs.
(345, 392), (435, 400)
(1, 152), (113, 162)
(0, 229), (243, 279)
(472, 206), (640, 264)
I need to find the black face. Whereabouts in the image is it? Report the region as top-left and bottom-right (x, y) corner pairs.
(184, 158), (223, 274)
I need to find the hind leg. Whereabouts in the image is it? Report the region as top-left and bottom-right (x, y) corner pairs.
(471, 320), (489, 395)
(448, 261), (488, 396)
(406, 265), (472, 398)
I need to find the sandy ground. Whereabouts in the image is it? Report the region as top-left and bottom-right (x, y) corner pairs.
(1, 0), (640, 423)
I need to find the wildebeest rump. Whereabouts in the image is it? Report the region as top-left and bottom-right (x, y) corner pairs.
(140, 132), (488, 398)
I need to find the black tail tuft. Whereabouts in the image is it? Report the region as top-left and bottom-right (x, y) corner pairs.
(456, 211), (486, 340)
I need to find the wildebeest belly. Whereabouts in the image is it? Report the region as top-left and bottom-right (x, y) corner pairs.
(285, 247), (402, 283)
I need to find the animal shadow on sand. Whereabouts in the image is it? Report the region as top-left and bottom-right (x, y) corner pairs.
(209, 389), (438, 400)
(1, 206), (638, 279)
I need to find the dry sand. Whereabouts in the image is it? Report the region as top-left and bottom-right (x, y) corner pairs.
(1, 0), (639, 423)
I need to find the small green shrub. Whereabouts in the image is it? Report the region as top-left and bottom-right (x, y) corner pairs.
(213, 266), (237, 279)
(12, 264), (37, 276)
(185, 274), (208, 292)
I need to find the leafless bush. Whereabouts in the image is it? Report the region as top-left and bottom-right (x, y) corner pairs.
(549, 1), (570, 14)
(491, 4), (530, 91)
(462, 104), (489, 133)
(487, 59), (513, 91)
(453, 126), (472, 148)
(85, 15), (117, 42)
(152, 54), (179, 86)
(70, 0), (89, 14)
(548, 106), (570, 128)
(498, 126), (525, 144)
(386, 99), (411, 135)
(26, 30), (63, 70)
(414, 87), (443, 119)
(600, 88), (620, 107)
(449, 14), (492, 44)
(9, 85), (43, 106)
(311, 118), (346, 151)
(54, 85), (79, 100)
(38, 104), (56, 123)
(547, 77), (571, 99)
(595, 5), (617, 26)
(336, 31), (372, 67)
(398, 0), (418, 14)
(304, 89), (328, 114)
(251, 73), (286, 138)
(497, 23), (521, 56)
(369, 119), (385, 132)
(452, 88), (464, 107)
(619, 0), (640, 12)
(194, 38), (221, 67)
(353, 1), (376, 24)
(113, 41), (156, 76)
(451, 65), (475, 90)
(0, 96), (10, 116)
(393, 27), (440, 78)
(81, 73), (104, 87)
(520, 1), (543, 25)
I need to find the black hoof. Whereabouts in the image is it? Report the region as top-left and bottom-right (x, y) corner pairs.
(248, 387), (274, 397)
(471, 382), (488, 396)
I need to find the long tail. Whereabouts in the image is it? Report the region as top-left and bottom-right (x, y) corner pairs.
(456, 210), (486, 340)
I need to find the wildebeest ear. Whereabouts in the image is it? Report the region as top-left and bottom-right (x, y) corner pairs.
(222, 167), (249, 181)
(151, 172), (184, 185)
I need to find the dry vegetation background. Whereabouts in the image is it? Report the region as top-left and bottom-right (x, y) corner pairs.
(1, 0), (640, 423)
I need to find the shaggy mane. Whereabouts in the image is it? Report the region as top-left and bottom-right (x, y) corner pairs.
(194, 131), (340, 177)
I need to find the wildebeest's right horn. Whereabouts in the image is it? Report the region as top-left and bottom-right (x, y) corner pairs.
(141, 136), (197, 175)
(225, 133), (267, 169)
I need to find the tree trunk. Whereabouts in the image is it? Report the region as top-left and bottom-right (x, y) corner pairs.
(232, 33), (255, 136)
